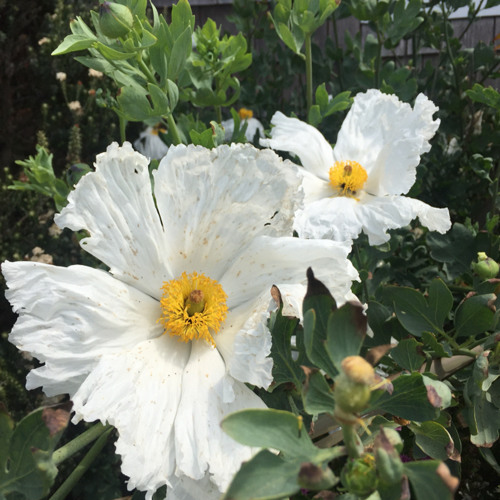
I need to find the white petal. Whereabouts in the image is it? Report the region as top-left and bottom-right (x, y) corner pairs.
(2, 261), (162, 397)
(389, 196), (451, 234)
(294, 196), (362, 243)
(333, 89), (440, 196)
(134, 127), (169, 160)
(260, 111), (333, 180)
(167, 474), (221, 500)
(221, 235), (358, 310)
(72, 337), (190, 497)
(174, 341), (265, 492)
(217, 298), (273, 389)
(153, 144), (302, 280)
(55, 142), (171, 298)
(244, 117), (265, 141)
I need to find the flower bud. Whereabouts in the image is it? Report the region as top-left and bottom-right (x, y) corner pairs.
(99, 2), (134, 39)
(374, 428), (404, 486)
(334, 356), (375, 415)
(472, 252), (499, 280)
(340, 454), (378, 496)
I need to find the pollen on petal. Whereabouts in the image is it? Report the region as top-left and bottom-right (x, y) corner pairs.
(329, 160), (368, 198)
(159, 271), (228, 347)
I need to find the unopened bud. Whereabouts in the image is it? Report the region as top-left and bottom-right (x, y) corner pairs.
(99, 2), (134, 38)
(341, 356), (375, 385)
(374, 428), (404, 486)
(340, 454), (378, 496)
(472, 252), (499, 280)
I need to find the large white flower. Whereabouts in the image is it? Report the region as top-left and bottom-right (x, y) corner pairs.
(261, 89), (451, 245)
(133, 124), (169, 160)
(3, 142), (358, 500)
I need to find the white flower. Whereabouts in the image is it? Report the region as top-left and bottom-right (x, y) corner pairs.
(88, 68), (104, 78)
(222, 108), (264, 142)
(261, 89), (451, 245)
(3, 142), (358, 500)
(133, 125), (169, 160)
(68, 100), (82, 114)
(56, 71), (67, 81)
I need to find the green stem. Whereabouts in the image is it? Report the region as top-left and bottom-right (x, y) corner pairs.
(342, 423), (362, 459)
(53, 422), (111, 466)
(305, 32), (313, 117)
(375, 27), (383, 89)
(137, 56), (157, 85)
(49, 427), (113, 500)
(166, 112), (182, 145)
(215, 105), (223, 125)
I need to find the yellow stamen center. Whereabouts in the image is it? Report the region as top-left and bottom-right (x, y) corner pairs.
(328, 160), (368, 198)
(159, 271), (228, 347)
(152, 123), (167, 136)
(238, 108), (253, 120)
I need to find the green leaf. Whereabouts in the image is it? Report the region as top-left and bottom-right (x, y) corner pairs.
(383, 284), (448, 337)
(222, 409), (318, 459)
(51, 34), (95, 55)
(421, 332), (451, 358)
(276, 22), (303, 55)
(454, 294), (496, 338)
(269, 292), (303, 390)
(168, 26), (192, 81)
(325, 302), (367, 372)
(222, 449), (301, 500)
(95, 41), (136, 60)
(0, 407), (69, 499)
(427, 223), (476, 279)
(302, 269), (337, 378)
(409, 421), (455, 461)
(404, 460), (455, 500)
(189, 128), (214, 148)
(369, 373), (439, 421)
(466, 83), (500, 111)
(390, 338), (425, 372)
(470, 391), (500, 446)
(302, 369), (336, 416)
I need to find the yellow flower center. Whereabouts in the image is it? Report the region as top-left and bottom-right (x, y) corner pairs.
(152, 123), (167, 136)
(238, 108), (254, 120)
(328, 160), (368, 198)
(159, 272), (228, 347)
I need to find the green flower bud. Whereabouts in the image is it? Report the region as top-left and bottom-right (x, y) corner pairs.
(99, 2), (134, 39)
(374, 429), (404, 486)
(334, 356), (375, 415)
(340, 454), (378, 496)
(472, 252), (499, 280)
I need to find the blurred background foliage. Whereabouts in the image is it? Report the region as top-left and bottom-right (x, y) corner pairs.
(0, 0), (499, 498)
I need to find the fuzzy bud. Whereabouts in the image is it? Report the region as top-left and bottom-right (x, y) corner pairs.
(99, 2), (134, 39)
(472, 252), (499, 280)
(340, 454), (378, 496)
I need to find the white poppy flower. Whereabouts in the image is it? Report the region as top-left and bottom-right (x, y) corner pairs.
(260, 89), (451, 245)
(3, 142), (358, 500)
(133, 124), (169, 160)
(222, 108), (265, 142)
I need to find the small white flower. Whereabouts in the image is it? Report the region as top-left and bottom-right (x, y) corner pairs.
(3, 142), (357, 499)
(56, 71), (67, 82)
(261, 89), (451, 245)
(222, 108), (265, 142)
(68, 100), (82, 114)
(133, 125), (169, 160)
(88, 68), (104, 78)
(38, 37), (50, 45)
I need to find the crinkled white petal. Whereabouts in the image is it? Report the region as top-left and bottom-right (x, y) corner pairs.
(295, 193), (451, 245)
(174, 341), (265, 492)
(216, 297), (273, 389)
(133, 127), (169, 160)
(2, 261), (161, 397)
(72, 336), (190, 497)
(221, 235), (358, 310)
(260, 111), (333, 180)
(153, 144), (302, 280)
(55, 142), (171, 299)
(333, 89), (440, 197)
